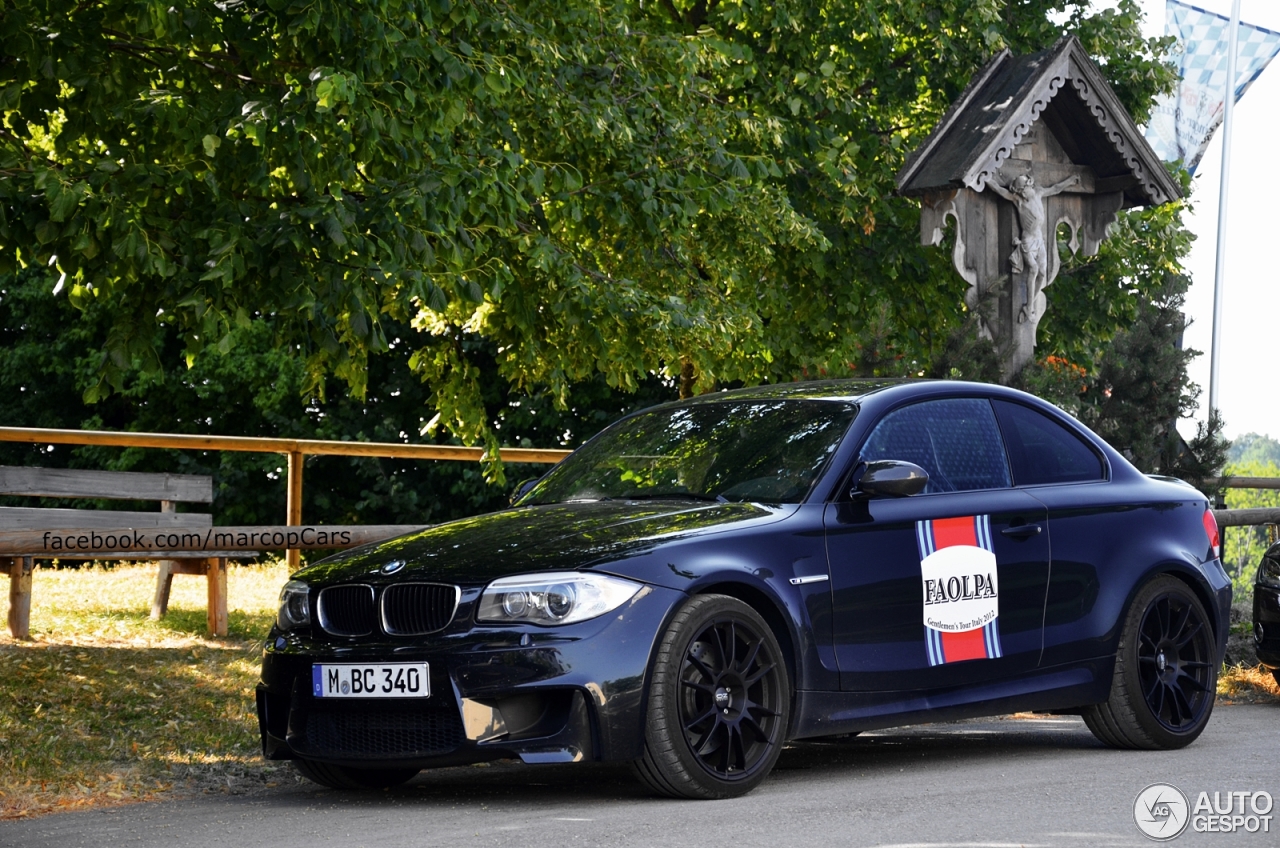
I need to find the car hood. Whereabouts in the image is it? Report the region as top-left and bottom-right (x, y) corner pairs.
(295, 500), (792, 586)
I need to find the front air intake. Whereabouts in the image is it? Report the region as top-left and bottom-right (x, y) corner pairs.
(381, 583), (460, 635)
(317, 584), (376, 637)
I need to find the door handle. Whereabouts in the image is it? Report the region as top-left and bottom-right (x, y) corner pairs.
(1001, 524), (1043, 539)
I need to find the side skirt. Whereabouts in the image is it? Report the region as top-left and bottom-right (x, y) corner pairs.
(790, 657), (1113, 740)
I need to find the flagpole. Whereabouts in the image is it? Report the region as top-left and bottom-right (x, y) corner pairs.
(1209, 0), (1241, 416)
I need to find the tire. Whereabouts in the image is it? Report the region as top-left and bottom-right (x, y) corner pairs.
(294, 758), (420, 790)
(1083, 575), (1217, 750)
(631, 594), (790, 799)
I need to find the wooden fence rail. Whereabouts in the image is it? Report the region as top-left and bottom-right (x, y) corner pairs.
(1210, 477), (1280, 490)
(0, 426), (571, 568)
(1214, 508), (1280, 528)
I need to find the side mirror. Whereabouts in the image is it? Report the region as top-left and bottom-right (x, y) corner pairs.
(854, 460), (929, 498)
(510, 477), (541, 506)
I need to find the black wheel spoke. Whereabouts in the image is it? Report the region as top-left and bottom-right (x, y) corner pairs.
(1175, 621), (1204, 649)
(741, 713), (770, 744)
(1169, 603), (1192, 644)
(738, 639), (763, 676)
(1170, 684), (1193, 726)
(1147, 678), (1165, 717)
(744, 660), (776, 687)
(1176, 669), (1210, 694)
(687, 651), (717, 682)
(692, 720), (721, 756)
(730, 725), (747, 772)
(682, 678), (715, 694)
(684, 704), (717, 731)
(710, 624), (730, 671)
(717, 726), (734, 772)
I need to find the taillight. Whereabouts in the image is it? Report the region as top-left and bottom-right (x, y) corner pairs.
(1202, 508), (1220, 560)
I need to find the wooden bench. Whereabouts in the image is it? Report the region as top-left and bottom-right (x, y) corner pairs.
(0, 465), (254, 639)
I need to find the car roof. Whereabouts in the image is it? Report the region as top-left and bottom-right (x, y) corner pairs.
(674, 378), (917, 405)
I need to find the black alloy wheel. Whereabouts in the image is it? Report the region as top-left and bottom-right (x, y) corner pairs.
(1083, 575), (1217, 749)
(633, 594), (790, 799)
(1135, 589), (1215, 732)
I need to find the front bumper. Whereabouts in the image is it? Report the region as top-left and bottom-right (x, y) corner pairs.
(1253, 581), (1280, 670)
(257, 584), (682, 769)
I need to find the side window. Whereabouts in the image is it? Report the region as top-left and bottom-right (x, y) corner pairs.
(992, 400), (1105, 485)
(860, 398), (1011, 493)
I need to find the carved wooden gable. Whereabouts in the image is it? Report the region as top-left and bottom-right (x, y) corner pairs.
(896, 36), (1180, 377)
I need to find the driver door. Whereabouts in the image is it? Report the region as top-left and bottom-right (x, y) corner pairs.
(824, 398), (1051, 692)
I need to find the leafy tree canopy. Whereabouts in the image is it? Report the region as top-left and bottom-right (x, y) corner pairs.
(1, 0), (1189, 472)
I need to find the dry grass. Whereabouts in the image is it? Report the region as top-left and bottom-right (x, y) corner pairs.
(0, 561), (298, 819)
(1217, 663), (1280, 705)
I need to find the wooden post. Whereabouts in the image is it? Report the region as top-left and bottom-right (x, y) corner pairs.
(286, 451), (303, 570)
(151, 500), (177, 619)
(7, 556), (33, 640)
(206, 557), (228, 637)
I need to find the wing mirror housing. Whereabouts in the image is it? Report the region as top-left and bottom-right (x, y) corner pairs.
(853, 460), (929, 498)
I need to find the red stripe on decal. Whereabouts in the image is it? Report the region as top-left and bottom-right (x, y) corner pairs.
(932, 516), (977, 549)
(940, 627), (987, 662)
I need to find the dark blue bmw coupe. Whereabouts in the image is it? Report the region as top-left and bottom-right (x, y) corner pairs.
(257, 379), (1230, 798)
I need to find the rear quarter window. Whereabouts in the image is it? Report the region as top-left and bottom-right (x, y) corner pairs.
(992, 399), (1105, 485)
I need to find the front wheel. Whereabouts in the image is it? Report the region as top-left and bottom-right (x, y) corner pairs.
(632, 594), (790, 799)
(294, 758), (420, 790)
(1083, 576), (1217, 749)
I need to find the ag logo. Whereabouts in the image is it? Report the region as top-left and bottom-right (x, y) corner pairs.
(1134, 783), (1190, 841)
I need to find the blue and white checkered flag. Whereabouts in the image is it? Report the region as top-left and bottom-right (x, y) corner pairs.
(1145, 0), (1280, 173)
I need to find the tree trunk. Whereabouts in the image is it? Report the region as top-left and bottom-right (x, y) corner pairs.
(679, 360), (696, 400)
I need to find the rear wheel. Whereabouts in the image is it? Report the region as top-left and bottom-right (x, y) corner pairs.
(1083, 576), (1217, 749)
(294, 758), (419, 790)
(632, 594), (790, 799)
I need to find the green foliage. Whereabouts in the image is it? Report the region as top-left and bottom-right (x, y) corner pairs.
(1228, 434), (1280, 466)
(1222, 460), (1280, 591)
(1078, 270), (1199, 471)
(0, 267), (669, 524)
(0, 0), (1185, 454)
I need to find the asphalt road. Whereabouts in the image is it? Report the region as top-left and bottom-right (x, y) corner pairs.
(4, 704), (1277, 848)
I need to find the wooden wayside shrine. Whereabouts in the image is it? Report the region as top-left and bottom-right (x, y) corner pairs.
(896, 36), (1181, 377)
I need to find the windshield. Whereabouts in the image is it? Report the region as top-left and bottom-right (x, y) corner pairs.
(523, 399), (857, 505)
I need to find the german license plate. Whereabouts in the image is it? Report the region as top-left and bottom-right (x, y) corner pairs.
(312, 663), (430, 699)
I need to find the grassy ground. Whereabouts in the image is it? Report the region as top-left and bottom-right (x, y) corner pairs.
(1, 564), (1277, 819)
(0, 561), (298, 819)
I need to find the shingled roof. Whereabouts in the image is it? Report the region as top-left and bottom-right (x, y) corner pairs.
(896, 36), (1181, 208)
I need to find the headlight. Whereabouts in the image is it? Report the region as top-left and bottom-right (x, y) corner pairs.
(277, 580), (311, 631)
(477, 572), (642, 626)
(1258, 555), (1280, 589)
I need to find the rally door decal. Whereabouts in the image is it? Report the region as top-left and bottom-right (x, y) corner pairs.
(916, 514), (1001, 665)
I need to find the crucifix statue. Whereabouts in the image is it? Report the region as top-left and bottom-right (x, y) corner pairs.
(894, 36), (1181, 380)
(987, 173), (1081, 324)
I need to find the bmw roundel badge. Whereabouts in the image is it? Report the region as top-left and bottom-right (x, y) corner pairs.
(380, 559), (406, 575)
